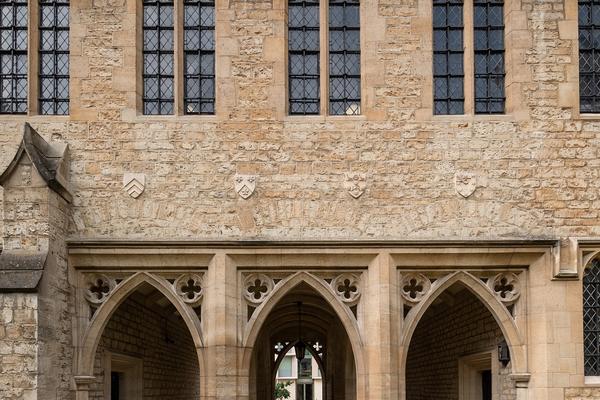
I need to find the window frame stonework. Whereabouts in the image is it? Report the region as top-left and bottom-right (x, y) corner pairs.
(433, 0), (505, 116)
(0, 0), (69, 116)
(139, 0), (216, 116)
(584, 258), (600, 379)
(578, 0), (600, 114)
(38, 0), (69, 115)
(286, 0), (362, 116)
(415, 0), (524, 120)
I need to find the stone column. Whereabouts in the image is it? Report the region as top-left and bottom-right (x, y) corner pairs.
(203, 252), (241, 400)
(363, 253), (398, 400)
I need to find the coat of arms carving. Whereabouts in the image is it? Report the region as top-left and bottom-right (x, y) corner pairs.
(235, 174), (257, 199)
(454, 171), (476, 198)
(345, 172), (367, 199)
(123, 173), (145, 199)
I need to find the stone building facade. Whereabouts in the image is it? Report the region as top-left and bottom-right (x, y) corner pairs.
(0, 0), (599, 399)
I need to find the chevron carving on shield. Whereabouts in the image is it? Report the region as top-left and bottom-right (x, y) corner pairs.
(123, 173), (146, 199)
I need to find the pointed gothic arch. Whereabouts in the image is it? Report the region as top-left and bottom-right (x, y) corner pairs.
(242, 271), (365, 399)
(400, 271), (527, 376)
(77, 272), (205, 377)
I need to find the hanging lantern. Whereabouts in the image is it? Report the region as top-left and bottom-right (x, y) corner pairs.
(498, 339), (510, 367)
(294, 341), (306, 361)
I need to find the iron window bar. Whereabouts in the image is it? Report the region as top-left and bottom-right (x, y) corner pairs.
(473, 0), (505, 114)
(183, 0), (215, 115)
(0, 1), (27, 114)
(143, 0), (175, 115)
(433, 0), (464, 115)
(579, 0), (600, 113)
(39, 0), (69, 115)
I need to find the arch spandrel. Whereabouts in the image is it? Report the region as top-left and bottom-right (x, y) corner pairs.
(77, 272), (205, 377)
(400, 270), (527, 376)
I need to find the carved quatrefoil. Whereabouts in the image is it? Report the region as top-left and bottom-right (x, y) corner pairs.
(173, 274), (204, 307)
(488, 273), (520, 304)
(331, 274), (361, 305)
(400, 273), (431, 304)
(84, 274), (116, 305)
(244, 274), (275, 304)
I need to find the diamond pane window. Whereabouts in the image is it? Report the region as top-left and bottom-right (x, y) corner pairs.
(39, 0), (69, 115)
(184, 0), (215, 114)
(584, 259), (600, 376)
(579, 0), (600, 113)
(433, 0), (463, 115)
(288, 0), (320, 114)
(143, 0), (174, 115)
(329, 0), (360, 115)
(0, 1), (27, 114)
(473, 0), (504, 114)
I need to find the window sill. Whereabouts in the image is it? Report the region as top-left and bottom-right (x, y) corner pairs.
(430, 114), (515, 123)
(577, 113), (600, 120)
(584, 376), (600, 386)
(283, 115), (367, 123)
(0, 114), (70, 121)
(122, 114), (220, 124)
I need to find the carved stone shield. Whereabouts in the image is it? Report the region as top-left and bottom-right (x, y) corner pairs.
(235, 174), (256, 199)
(454, 171), (476, 198)
(123, 173), (145, 199)
(345, 172), (367, 199)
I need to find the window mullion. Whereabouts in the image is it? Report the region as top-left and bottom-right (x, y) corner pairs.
(463, 0), (473, 114)
(174, 0), (182, 115)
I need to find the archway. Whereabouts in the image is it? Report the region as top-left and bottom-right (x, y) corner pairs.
(82, 279), (202, 399)
(405, 282), (516, 400)
(249, 281), (357, 400)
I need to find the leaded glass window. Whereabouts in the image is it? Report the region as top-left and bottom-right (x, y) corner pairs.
(39, 0), (69, 115)
(0, 1), (27, 114)
(184, 0), (215, 114)
(288, 0), (320, 114)
(329, 0), (360, 115)
(579, 0), (600, 113)
(433, 0), (464, 115)
(584, 259), (600, 376)
(143, 0), (174, 115)
(474, 0), (504, 114)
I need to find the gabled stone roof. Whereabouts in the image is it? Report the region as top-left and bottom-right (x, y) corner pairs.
(0, 122), (72, 203)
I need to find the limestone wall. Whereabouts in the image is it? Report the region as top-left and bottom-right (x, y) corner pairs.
(89, 295), (200, 400)
(565, 388), (600, 399)
(0, 294), (38, 400)
(406, 288), (515, 400)
(0, 0), (592, 241)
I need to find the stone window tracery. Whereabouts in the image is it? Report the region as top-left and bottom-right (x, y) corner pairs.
(288, 0), (361, 115)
